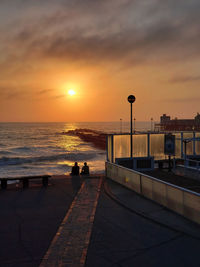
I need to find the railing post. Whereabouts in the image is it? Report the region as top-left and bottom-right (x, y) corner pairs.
(185, 159), (189, 167)
(111, 135), (114, 163)
(173, 157), (176, 170)
(106, 135), (109, 162)
(1, 180), (7, 190)
(42, 176), (49, 187)
(193, 132), (196, 156)
(147, 133), (150, 157)
(181, 132), (184, 158)
(23, 178), (29, 188)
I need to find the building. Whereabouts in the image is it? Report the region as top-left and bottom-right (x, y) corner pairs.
(155, 113), (200, 131)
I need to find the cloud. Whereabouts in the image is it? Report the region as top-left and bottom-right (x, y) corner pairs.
(38, 89), (54, 95)
(36, 89), (66, 99)
(0, 86), (66, 102)
(53, 94), (66, 99)
(163, 97), (200, 103)
(169, 75), (200, 83)
(9, 22), (198, 66)
(0, 87), (28, 100)
(1, 0), (200, 69)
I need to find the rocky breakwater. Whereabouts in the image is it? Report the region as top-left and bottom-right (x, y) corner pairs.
(62, 128), (107, 150)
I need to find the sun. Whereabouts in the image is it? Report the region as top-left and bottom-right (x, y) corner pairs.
(68, 89), (76, 96)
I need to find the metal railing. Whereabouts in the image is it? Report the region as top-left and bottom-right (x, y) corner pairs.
(107, 132), (200, 163)
(184, 158), (200, 170)
(106, 161), (200, 224)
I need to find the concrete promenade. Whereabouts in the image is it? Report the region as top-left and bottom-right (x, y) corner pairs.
(0, 175), (200, 266)
(40, 177), (102, 266)
(86, 179), (200, 267)
(0, 175), (82, 267)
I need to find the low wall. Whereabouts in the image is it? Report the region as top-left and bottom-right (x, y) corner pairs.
(174, 165), (200, 182)
(105, 162), (200, 225)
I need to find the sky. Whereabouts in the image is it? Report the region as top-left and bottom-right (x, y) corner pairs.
(0, 0), (200, 122)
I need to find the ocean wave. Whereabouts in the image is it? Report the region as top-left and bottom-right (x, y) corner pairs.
(11, 146), (32, 152)
(0, 150), (12, 155)
(0, 152), (98, 166)
(10, 145), (61, 152)
(0, 143), (6, 147)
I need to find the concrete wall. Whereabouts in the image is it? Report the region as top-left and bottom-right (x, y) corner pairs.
(106, 162), (200, 225)
(174, 165), (200, 182)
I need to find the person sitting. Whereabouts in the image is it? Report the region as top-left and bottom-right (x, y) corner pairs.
(80, 162), (90, 175)
(70, 162), (80, 175)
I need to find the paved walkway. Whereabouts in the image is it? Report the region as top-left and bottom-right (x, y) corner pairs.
(1, 175), (200, 267)
(0, 176), (82, 267)
(85, 178), (200, 267)
(40, 178), (102, 267)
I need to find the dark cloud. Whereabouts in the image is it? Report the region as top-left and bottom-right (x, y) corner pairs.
(12, 22), (200, 66)
(36, 90), (65, 100)
(169, 75), (200, 83)
(1, 0), (200, 67)
(38, 89), (54, 95)
(53, 94), (66, 99)
(0, 87), (28, 100)
(0, 86), (64, 101)
(164, 97), (200, 103)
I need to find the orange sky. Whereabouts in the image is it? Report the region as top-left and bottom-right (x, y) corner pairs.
(0, 0), (200, 122)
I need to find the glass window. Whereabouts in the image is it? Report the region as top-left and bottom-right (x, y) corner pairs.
(132, 134), (147, 157)
(174, 133), (181, 158)
(150, 134), (165, 160)
(183, 132), (193, 155)
(107, 135), (113, 162)
(113, 135), (130, 162)
(195, 132), (200, 155)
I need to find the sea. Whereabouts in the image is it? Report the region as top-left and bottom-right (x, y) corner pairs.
(0, 122), (152, 178)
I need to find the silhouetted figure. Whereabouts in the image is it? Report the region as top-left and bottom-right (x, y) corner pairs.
(71, 162), (80, 175)
(81, 162), (90, 175)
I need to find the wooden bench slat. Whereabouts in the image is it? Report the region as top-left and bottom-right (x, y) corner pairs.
(0, 175), (51, 181)
(0, 175), (51, 189)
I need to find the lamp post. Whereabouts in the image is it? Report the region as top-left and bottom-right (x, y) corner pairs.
(128, 95), (136, 158)
(120, 118), (122, 133)
(134, 117), (136, 133)
(151, 117), (153, 132)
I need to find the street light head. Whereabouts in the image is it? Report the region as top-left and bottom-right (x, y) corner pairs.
(128, 95), (136, 103)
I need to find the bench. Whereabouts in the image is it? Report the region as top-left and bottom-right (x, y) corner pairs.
(0, 175), (51, 189)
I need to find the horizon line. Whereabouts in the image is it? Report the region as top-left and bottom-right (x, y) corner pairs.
(0, 120), (157, 123)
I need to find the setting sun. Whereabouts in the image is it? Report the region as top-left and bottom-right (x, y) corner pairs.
(68, 90), (76, 96)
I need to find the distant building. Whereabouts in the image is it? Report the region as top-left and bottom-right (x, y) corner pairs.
(155, 113), (200, 131)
